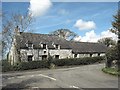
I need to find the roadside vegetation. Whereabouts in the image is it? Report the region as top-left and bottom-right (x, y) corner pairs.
(2, 56), (105, 72)
(102, 45), (119, 76)
(102, 68), (120, 76)
(101, 10), (120, 76)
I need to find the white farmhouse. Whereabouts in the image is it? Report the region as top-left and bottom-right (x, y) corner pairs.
(8, 27), (107, 65)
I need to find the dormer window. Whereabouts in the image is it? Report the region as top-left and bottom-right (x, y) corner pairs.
(53, 44), (60, 49)
(27, 42), (33, 49)
(28, 43), (32, 47)
(43, 44), (46, 49)
(55, 44), (59, 49)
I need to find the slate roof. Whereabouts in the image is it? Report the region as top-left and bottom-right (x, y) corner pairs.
(15, 32), (71, 49)
(15, 32), (107, 53)
(69, 41), (107, 54)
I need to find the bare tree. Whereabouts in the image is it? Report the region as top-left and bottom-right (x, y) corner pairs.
(2, 12), (33, 58)
(50, 29), (78, 41)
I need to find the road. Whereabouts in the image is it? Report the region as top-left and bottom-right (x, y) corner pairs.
(2, 64), (118, 89)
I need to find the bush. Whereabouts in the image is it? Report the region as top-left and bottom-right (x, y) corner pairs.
(49, 63), (56, 69)
(106, 45), (118, 68)
(13, 60), (49, 70)
(102, 67), (120, 76)
(2, 56), (104, 72)
(2, 60), (12, 72)
(52, 56), (105, 66)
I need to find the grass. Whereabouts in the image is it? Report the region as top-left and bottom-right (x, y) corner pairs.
(102, 67), (120, 76)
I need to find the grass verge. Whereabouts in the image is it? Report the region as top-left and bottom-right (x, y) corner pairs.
(102, 67), (120, 76)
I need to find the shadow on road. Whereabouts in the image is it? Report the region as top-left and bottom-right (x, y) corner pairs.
(2, 78), (41, 90)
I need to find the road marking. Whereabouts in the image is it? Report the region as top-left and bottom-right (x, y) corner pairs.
(6, 74), (56, 81)
(70, 85), (79, 89)
(38, 74), (56, 81)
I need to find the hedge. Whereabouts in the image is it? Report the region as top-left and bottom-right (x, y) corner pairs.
(2, 56), (105, 72)
(2, 60), (13, 72)
(2, 60), (49, 72)
(51, 56), (105, 66)
(12, 60), (49, 71)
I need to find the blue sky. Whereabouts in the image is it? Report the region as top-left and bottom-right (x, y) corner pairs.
(2, 1), (118, 42)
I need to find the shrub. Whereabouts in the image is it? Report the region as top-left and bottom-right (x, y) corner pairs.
(14, 60), (49, 70)
(52, 56), (105, 66)
(2, 56), (105, 72)
(2, 60), (12, 72)
(49, 63), (56, 69)
(106, 45), (118, 68)
(102, 67), (120, 76)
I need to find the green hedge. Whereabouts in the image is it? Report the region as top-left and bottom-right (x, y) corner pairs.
(52, 56), (105, 66)
(2, 60), (13, 72)
(2, 56), (105, 72)
(12, 60), (49, 71)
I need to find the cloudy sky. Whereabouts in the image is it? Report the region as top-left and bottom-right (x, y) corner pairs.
(2, 0), (118, 42)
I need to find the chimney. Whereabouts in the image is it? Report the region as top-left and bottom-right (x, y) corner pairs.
(14, 26), (20, 35)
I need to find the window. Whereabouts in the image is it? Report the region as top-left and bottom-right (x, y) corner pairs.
(55, 55), (59, 59)
(28, 55), (33, 61)
(55, 45), (59, 49)
(74, 54), (77, 58)
(42, 55), (47, 60)
(43, 44), (46, 49)
(90, 54), (92, 57)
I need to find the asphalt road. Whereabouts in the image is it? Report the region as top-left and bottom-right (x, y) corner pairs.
(2, 64), (118, 89)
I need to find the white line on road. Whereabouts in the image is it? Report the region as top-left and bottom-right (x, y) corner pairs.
(38, 74), (56, 81)
(70, 85), (79, 89)
(6, 74), (57, 81)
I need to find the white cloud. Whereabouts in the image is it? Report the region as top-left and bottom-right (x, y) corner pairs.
(101, 30), (117, 40)
(80, 30), (99, 42)
(74, 30), (117, 42)
(28, 0), (52, 17)
(74, 19), (96, 30)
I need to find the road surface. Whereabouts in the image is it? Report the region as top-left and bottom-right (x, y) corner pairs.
(2, 64), (118, 89)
